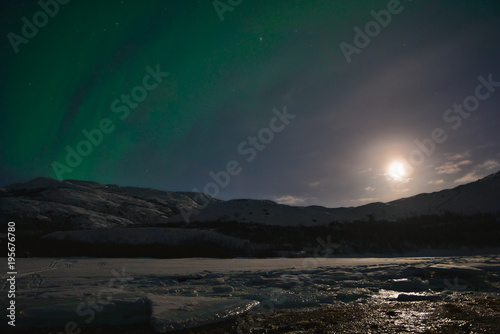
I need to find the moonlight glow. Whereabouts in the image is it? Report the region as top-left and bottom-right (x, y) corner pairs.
(389, 161), (407, 181)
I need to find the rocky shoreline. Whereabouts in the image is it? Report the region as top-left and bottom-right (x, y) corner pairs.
(6, 297), (500, 333)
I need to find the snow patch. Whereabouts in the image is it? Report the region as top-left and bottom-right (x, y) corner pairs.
(147, 295), (258, 333)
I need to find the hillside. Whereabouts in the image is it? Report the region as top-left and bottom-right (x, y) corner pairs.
(168, 171), (500, 225)
(1, 172), (500, 231)
(1, 174), (499, 257)
(0, 177), (219, 231)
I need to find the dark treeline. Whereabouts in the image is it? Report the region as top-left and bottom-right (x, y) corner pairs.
(10, 212), (500, 258)
(186, 212), (500, 255)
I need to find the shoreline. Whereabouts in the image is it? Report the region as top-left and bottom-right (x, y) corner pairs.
(5, 297), (500, 333)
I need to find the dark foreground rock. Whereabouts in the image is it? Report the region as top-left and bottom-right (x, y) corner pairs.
(180, 297), (500, 333)
(6, 297), (500, 333)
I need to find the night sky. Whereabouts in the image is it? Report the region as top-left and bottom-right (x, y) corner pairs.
(1, 0), (500, 208)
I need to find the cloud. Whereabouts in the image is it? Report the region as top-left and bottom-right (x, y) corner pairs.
(427, 179), (445, 185)
(454, 159), (500, 184)
(436, 160), (473, 174)
(478, 159), (500, 171)
(454, 173), (481, 184)
(273, 195), (306, 205)
(357, 197), (378, 202)
(458, 160), (473, 166)
(445, 151), (471, 161)
(341, 197), (379, 206)
(365, 187), (375, 192)
(436, 164), (460, 174)
(358, 168), (373, 174)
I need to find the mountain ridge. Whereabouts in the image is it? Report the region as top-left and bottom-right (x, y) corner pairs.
(1, 171), (499, 230)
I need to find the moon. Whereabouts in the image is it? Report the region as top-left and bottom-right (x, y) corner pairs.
(389, 161), (407, 180)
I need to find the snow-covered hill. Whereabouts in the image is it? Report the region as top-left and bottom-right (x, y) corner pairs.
(1, 171), (499, 230)
(387, 171), (500, 217)
(0, 177), (219, 230)
(167, 171), (500, 225)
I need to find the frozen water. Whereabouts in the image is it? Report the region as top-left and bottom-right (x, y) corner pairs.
(148, 295), (259, 332)
(2, 255), (498, 332)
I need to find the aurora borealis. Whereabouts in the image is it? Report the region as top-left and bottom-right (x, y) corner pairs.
(1, 0), (500, 207)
